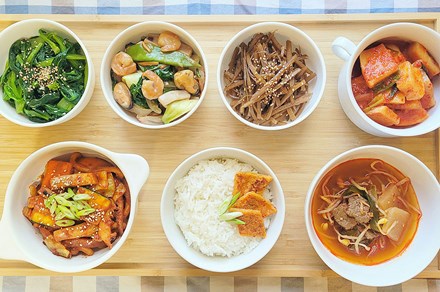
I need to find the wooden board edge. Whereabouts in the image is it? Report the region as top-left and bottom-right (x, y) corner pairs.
(0, 265), (438, 278)
(0, 12), (438, 278)
(0, 12), (439, 24)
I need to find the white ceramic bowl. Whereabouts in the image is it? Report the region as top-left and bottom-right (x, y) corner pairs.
(305, 145), (440, 287)
(161, 147), (285, 272)
(0, 141), (149, 273)
(0, 19), (95, 127)
(217, 22), (326, 131)
(332, 22), (440, 137)
(100, 21), (208, 129)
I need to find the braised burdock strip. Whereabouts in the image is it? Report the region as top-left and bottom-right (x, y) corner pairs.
(224, 32), (316, 126)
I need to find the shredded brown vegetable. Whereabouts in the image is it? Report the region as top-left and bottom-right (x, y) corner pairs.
(223, 32), (316, 126)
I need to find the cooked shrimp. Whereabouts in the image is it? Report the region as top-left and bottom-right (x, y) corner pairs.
(111, 52), (137, 76)
(141, 70), (164, 100)
(158, 31), (181, 52)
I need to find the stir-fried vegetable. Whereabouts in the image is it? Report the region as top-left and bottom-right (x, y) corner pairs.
(141, 64), (175, 81)
(110, 31), (205, 125)
(129, 78), (148, 108)
(126, 42), (201, 68)
(161, 99), (198, 124)
(22, 152), (130, 258)
(223, 32), (316, 126)
(0, 29), (87, 123)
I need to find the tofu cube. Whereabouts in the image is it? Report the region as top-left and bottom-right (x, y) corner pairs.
(406, 42), (440, 78)
(418, 68), (436, 109)
(360, 43), (399, 88)
(389, 100), (422, 111)
(366, 105), (400, 126)
(385, 43), (406, 63)
(394, 108), (429, 127)
(378, 88), (405, 105)
(396, 61), (425, 100)
(352, 76), (374, 109)
(351, 75), (372, 97)
(420, 91), (436, 110)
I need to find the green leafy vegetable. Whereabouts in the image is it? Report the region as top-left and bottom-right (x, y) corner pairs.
(129, 77), (148, 108)
(126, 43), (201, 68)
(0, 29), (87, 122)
(142, 64), (175, 81)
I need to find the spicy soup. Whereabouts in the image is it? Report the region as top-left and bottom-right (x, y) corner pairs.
(311, 158), (421, 265)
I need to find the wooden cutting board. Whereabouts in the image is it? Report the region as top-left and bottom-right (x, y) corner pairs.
(0, 13), (438, 276)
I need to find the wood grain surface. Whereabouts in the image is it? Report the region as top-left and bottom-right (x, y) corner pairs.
(0, 13), (438, 276)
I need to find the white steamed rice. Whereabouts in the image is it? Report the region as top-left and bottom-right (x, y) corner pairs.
(174, 158), (272, 257)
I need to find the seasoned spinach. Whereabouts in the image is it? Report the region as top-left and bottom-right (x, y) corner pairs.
(0, 29), (87, 123)
(129, 77), (148, 109)
(140, 64), (175, 82)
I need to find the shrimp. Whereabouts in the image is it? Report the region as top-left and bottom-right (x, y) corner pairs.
(141, 70), (164, 100)
(158, 31), (181, 52)
(111, 52), (137, 76)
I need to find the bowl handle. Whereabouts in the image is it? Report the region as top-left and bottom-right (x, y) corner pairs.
(332, 37), (356, 62)
(114, 153), (150, 200)
(0, 216), (26, 260)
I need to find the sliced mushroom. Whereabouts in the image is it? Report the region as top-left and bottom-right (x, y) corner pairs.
(196, 68), (205, 92)
(158, 90), (190, 108)
(137, 115), (163, 125)
(113, 82), (133, 110)
(129, 104), (152, 117)
(178, 43), (193, 56)
(174, 70), (199, 94)
(146, 33), (160, 45)
(146, 99), (162, 114)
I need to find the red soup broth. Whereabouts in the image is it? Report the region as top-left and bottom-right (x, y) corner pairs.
(311, 158), (421, 265)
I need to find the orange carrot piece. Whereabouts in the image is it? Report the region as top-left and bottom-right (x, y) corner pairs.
(39, 160), (73, 191)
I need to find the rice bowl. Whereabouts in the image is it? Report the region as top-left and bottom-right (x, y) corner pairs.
(174, 158), (272, 257)
(161, 147), (285, 272)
